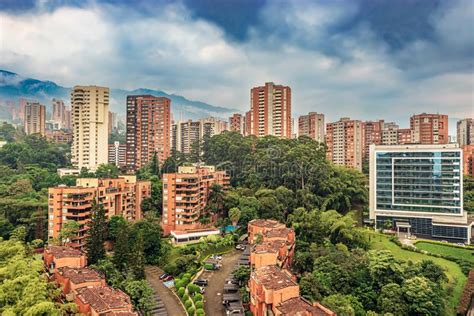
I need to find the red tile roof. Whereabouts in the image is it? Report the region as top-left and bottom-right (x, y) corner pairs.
(75, 286), (134, 313)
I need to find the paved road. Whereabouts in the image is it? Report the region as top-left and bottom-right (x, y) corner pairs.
(145, 266), (186, 316)
(203, 250), (241, 316)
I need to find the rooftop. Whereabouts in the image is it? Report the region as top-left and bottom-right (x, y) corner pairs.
(75, 286), (133, 313)
(57, 267), (103, 284)
(249, 219), (285, 229)
(276, 297), (335, 316)
(253, 240), (287, 254)
(263, 227), (294, 239)
(252, 265), (297, 291)
(46, 246), (84, 259)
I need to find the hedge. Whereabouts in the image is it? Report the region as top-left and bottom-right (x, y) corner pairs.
(196, 308), (205, 315)
(185, 299), (193, 309)
(187, 306), (196, 315)
(187, 284), (200, 295)
(193, 293), (203, 302)
(195, 301), (204, 309)
(177, 287), (186, 297)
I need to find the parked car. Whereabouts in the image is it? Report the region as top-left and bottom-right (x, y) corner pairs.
(159, 273), (169, 280)
(211, 254), (222, 260)
(163, 275), (174, 282)
(194, 279), (209, 286)
(235, 244), (245, 250)
(200, 287), (206, 294)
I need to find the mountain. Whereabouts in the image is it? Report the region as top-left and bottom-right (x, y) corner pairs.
(0, 70), (238, 120)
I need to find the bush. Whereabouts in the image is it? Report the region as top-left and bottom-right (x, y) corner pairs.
(183, 294), (190, 302)
(196, 308), (204, 315)
(187, 306), (196, 315)
(195, 301), (204, 309)
(163, 263), (177, 275)
(185, 299), (193, 309)
(188, 284), (200, 295)
(183, 273), (192, 279)
(177, 287), (185, 297)
(193, 293), (203, 302)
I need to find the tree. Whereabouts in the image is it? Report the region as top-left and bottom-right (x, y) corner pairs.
(108, 216), (127, 241)
(95, 164), (120, 178)
(128, 230), (145, 279)
(322, 294), (355, 316)
(229, 207), (241, 226)
(123, 279), (154, 314)
(59, 221), (80, 245)
(130, 217), (167, 264)
(377, 283), (408, 315)
(403, 276), (444, 315)
(206, 183), (225, 215)
(86, 203), (107, 265)
(113, 220), (130, 272)
(233, 265), (250, 286)
(417, 260), (447, 285)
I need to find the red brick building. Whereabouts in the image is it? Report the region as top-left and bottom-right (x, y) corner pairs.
(44, 246), (87, 272)
(410, 113), (448, 144)
(74, 285), (137, 315)
(298, 112), (325, 143)
(126, 95), (171, 172)
(462, 145), (474, 177)
(55, 267), (105, 295)
(248, 82), (292, 138)
(326, 117), (364, 170)
(229, 113), (244, 134)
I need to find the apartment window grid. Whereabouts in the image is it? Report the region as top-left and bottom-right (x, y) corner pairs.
(375, 151), (462, 214)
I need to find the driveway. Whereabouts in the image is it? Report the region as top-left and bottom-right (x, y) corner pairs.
(204, 250), (241, 316)
(145, 265), (186, 316)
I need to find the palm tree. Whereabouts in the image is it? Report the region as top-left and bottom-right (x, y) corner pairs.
(229, 207), (241, 226)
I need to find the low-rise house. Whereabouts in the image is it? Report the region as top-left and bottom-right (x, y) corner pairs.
(74, 285), (137, 316)
(248, 219), (286, 244)
(251, 240), (293, 270)
(44, 246), (87, 272)
(249, 265), (300, 316)
(275, 297), (336, 316)
(55, 267), (105, 295)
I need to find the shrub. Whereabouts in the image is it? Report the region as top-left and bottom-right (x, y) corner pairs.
(196, 308), (204, 315)
(188, 284), (200, 295)
(193, 293), (203, 302)
(185, 299), (193, 309)
(183, 294), (190, 302)
(164, 263), (177, 275)
(187, 306), (196, 315)
(183, 273), (192, 279)
(195, 301), (204, 309)
(177, 287), (185, 297)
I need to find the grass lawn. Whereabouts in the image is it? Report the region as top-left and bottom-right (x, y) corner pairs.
(415, 241), (474, 263)
(366, 231), (466, 315)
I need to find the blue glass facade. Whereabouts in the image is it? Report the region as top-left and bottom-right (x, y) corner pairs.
(375, 151), (462, 214)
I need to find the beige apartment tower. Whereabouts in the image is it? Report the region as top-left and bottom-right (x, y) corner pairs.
(298, 112), (325, 142)
(71, 86), (110, 171)
(326, 117), (364, 170)
(24, 102), (46, 136)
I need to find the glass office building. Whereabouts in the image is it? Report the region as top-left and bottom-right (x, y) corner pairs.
(370, 144), (470, 243)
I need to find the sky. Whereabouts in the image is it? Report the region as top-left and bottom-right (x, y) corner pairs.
(0, 0), (473, 128)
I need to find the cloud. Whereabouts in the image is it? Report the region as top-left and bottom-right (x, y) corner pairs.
(0, 0), (472, 134)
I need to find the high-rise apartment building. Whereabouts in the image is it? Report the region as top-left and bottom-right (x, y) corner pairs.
(462, 145), (474, 177)
(326, 118), (364, 170)
(369, 144), (471, 243)
(52, 99), (67, 128)
(381, 122), (399, 145)
(48, 176), (151, 248)
(161, 165), (229, 234)
(24, 102), (46, 136)
(410, 113), (448, 144)
(229, 113), (244, 134)
(362, 120), (384, 159)
(298, 112), (325, 142)
(248, 82), (292, 138)
(64, 108), (71, 130)
(245, 111), (252, 136)
(108, 111), (118, 134)
(71, 86), (109, 171)
(172, 120), (201, 154)
(457, 119), (474, 146)
(126, 95), (171, 172)
(108, 141), (126, 168)
(397, 128), (412, 144)
(172, 118), (227, 154)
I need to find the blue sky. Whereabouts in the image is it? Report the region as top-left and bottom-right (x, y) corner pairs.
(0, 0), (472, 129)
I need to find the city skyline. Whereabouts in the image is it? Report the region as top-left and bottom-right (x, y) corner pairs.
(0, 0), (472, 128)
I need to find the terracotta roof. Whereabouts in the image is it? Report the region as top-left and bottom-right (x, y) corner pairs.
(252, 265), (297, 290)
(75, 286), (133, 313)
(458, 269), (474, 314)
(276, 297), (335, 316)
(263, 227), (294, 239)
(253, 240), (286, 254)
(104, 312), (138, 316)
(249, 219), (285, 229)
(57, 267), (103, 284)
(46, 246), (84, 258)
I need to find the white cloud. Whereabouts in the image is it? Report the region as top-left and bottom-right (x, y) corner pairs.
(0, 0), (472, 134)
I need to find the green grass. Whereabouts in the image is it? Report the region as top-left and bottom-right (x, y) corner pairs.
(415, 241), (474, 263)
(366, 231), (466, 315)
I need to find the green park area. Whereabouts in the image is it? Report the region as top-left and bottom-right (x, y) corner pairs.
(415, 241), (474, 264)
(367, 232), (467, 315)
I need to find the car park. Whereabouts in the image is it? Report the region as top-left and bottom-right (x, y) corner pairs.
(194, 279), (209, 286)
